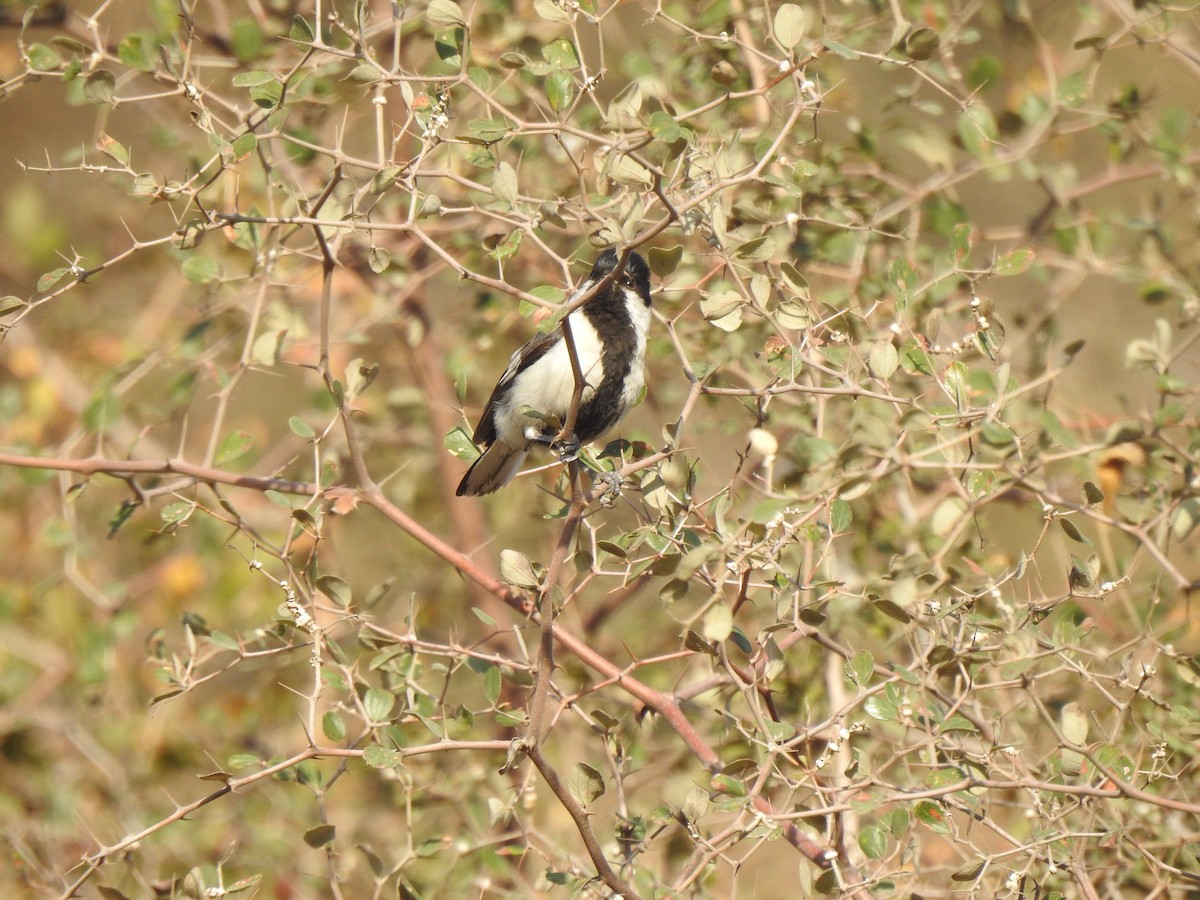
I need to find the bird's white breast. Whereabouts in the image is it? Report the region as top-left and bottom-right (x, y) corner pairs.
(493, 308), (606, 445)
(621, 293), (652, 408)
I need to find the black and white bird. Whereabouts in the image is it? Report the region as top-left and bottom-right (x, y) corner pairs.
(456, 248), (653, 496)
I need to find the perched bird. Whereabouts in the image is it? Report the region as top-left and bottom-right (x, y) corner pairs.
(456, 248), (653, 496)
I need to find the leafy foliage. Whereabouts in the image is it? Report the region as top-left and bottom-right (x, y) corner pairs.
(2, 0), (1200, 897)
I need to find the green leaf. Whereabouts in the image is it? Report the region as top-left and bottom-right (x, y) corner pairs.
(1141, 280), (1172, 304)
(994, 248), (1034, 276)
(368, 166), (401, 195)
(1173, 498), (1200, 541)
(264, 489), (294, 509)
(1059, 518), (1088, 544)
(232, 70), (277, 87)
(858, 824), (888, 860)
(533, 0), (569, 21)
(1156, 401), (1185, 428)
(913, 800), (950, 833)
(467, 118), (510, 142)
(774, 4), (808, 49)
(604, 154), (652, 187)
(701, 291), (743, 328)
(951, 858), (987, 882)
(108, 500), (139, 537)
(735, 235), (775, 262)
(364, 687), (395, 722)
(349, 63), (381, 84)
(499, 549), (541, 590)
(1060, 701), (1088, 745)
(182, 256), (220, 284)
(492, 160), (518, 205)
(829, 498), (852, 533)
(84, 386), (120, 433)
(849, 650), (874, 687)
(951, 222), (973, 260)
(230, 17), (265, 60)
(765, 719), (796, 742)
(1082, 481), (1104, 507)
(545, 70), (575, 112)
(26, 43), (62, 71)
(869, 341), (898, 380)
(980, 422), (1015, 446)
(486, 230), (521, 261)
(498, 51), (528, 69)
(249, 79), (282, 108)
(484, 666), (501, 704)
(567, 763), (605, 807)
(0, 295), (25, 317)
(304, 824), (336, 848)
(883, 807), (910, 836)
(215, 430), (253, 465)
(445, 426), (479, 460)
(434, 29), (463, 69)
(289, 416), (316, 439)
(958, 105), (998, 158)
(711, 773), (747, 796)
(228, 132), (257, 163)
(543, 38), (579, 69)
(864, 692), (899, 721)
(96, 132), (129, 166)
(321, 669), (348, 692)
(648, 245), (683, 277)
(822, 39), (860, 60)
(160, 501), (194, 526)
(251, 329), (285, 366)
(368, 247), (390, 273)
(316, 575), (351, 608)
(702, 604), (733, 642)
(83, 70), (116, 104)
(118, 33), (156, 71)
(37, 268), (69, 292)
(426, 0), (465, 28)
(470, 608), (497, 629)
(1056, 70), (1088, 108)
(1068, 554), (1097, 590)
(227, 752), (261, 770)
(289, 15), (315, 43)
(889, 256), (917, 305)
(943, 361), (969, 411)
(939, 715), (978, 734)
(648, 110), (682, 143)
(322, 711), (347, 742)
(341, 357), (378, 404)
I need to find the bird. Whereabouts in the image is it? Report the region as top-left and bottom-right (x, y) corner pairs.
(456, 248), (653, 496)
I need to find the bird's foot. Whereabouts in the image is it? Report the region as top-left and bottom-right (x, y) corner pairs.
(550, 433), (582, 462)
(593, 469), (624, 506)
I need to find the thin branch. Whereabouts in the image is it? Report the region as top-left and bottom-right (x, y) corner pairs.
(0, 452), (315, 495)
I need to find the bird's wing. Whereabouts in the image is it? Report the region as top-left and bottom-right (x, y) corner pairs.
(471, 328), (563, 445)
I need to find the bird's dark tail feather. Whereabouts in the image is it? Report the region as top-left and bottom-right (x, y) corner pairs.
(455, 442), (528, 496)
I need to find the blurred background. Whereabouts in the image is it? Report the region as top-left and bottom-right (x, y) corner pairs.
(3, 0), (1200, 896)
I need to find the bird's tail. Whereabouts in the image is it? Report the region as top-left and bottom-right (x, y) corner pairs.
(456, 442), (528, 496)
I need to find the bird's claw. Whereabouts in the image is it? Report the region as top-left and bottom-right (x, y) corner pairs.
(594, 469), (623, 506)
(550, 434), (582, 462)
(533, 431), (621, 502)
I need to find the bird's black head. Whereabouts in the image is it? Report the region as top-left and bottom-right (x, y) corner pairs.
(589, 248), (652, 307)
